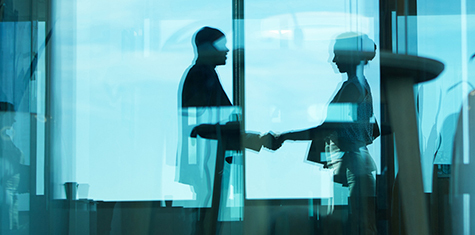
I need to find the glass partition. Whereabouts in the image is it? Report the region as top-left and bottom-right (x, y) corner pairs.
(4, 0), (475, 234)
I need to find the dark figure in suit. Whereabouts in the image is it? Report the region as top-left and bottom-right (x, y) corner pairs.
(177, 27), (273, 235)
(275, 32), (379, 235)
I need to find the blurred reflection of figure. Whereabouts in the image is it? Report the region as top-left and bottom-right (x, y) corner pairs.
(0, 102), (23, 232)
(177, 27), (274, 235)
(274, 33), (379, 235)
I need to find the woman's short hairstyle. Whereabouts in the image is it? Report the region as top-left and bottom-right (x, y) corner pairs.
(334, 32), (377, 64)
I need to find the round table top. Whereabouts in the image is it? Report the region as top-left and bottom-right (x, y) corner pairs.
(380, 51), (445, 83)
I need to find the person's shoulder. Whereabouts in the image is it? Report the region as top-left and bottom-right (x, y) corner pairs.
(189, 63), (212, 72)
(186, 64), (212, 80)
(186, 64), (201, 75)
(337, 80), (363, 102)
(341, 80), (360, 92)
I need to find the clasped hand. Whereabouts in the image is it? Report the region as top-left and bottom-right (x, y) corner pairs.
(260, 132), (285, 151)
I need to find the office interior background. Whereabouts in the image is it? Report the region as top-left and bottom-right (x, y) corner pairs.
(0, 0), (474, 234)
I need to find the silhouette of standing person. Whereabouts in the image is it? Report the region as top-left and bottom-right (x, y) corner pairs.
(177, 26), (273, 235)
(0, 102), (23, 232)
(276, 32), (379, 235)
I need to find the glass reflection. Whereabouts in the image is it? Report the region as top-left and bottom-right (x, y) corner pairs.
(0, 103), (24, 233)
(274, 33), (378, 235)
(3, 0), (466, 233)
(177, 27), (276, 234)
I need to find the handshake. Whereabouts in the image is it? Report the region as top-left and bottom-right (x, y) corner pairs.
(259, 132), (285, 151)
(189, 122), (289, 152)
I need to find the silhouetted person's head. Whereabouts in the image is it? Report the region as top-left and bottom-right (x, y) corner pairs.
(194, 27), (229, 66)
(332, 32), (376, 74)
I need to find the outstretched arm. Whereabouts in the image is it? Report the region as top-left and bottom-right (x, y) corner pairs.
(279, 122), (337, 142)
(191, 122), (282, 151)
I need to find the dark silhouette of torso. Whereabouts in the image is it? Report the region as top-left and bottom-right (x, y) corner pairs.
(182, 63), (232, 108)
